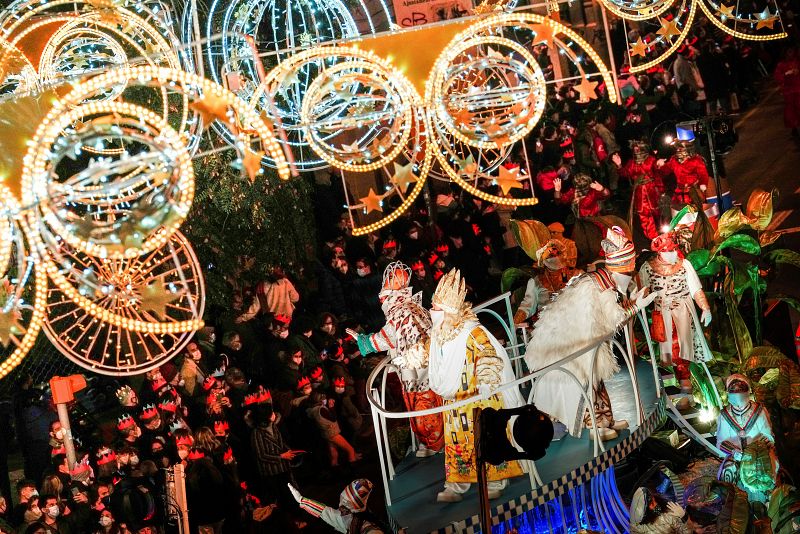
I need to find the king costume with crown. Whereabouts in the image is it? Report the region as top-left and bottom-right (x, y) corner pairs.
(428, 269), (525, 503)
(524, 227), (656, 441)
(349, 262), (444, 455)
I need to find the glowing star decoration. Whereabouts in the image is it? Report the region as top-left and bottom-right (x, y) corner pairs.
(0, 308), (23, 348)
(359, 188), (384, 213)
(456, 155), (477, 175)
(574, 77), (599, 103)
(656, 16), (682, 38)
(630, 37), (648, 57)
(494, 166), (523, 195)
(530, 23), (556, 48)
(718, 4), (734, 18)
(755, 7), (776, 30)
(241, 147), (265, 183)
(140, 277), (181, 318)
(390, 162), (418, 192)
(454, 107), (474, 126)
(190, 94), (232, 128)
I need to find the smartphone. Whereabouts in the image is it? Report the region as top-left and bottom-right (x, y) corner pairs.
(71, 486), (81, 499)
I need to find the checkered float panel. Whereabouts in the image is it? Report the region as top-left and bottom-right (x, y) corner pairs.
(389, 398), (667, 534)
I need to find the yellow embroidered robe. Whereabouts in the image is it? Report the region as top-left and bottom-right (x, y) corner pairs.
(443, 327), (524, 484)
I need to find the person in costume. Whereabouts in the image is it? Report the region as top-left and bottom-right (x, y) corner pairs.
(513, 240), (583, 324)
(612, 139), (665, 241)
(639, 232), (712, 397)
(524, 227), (656, 441)
(348, 262), (444, 457)
(547, 222), (577, 268)
(716, 374), (777, 503)
(656, 136), (709, 206)
(629, 487), (691, 534)
(428, 269), (526, 502)
(288, 479), (386, 533)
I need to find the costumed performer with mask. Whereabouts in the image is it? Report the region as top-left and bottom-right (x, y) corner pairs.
(514, 239), (583, 324)
(348, 262), (444, 456)
(716, 374), (777, 503)
(639, 232), (712, 398)
(524, 227), (657, 441)
(289, 479), (386, 533)
(428, 269), (526, 502)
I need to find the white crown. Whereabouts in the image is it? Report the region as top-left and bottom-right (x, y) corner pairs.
(432, 269), (467, 314)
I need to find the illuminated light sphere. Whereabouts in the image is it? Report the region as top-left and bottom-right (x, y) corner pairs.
(0, 38), (38, 98)
(204, 0), (393, 170)
(299, 48), (419, 172)
(41, 230), (205, 376)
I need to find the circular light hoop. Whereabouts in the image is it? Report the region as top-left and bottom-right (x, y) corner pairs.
(629, 0), (697, 73)
(0, 37), (38, 96)
(596, 0), (674, 21)
(696, 0), (787, 41)
(21, 101), (195, 260)
(350, 107), (433, 236)
(429, 36), (545, 150)
(451, 13), (618, 104)
(430, 133), (537, 206)
(252, 47), (359, 171)
(41, 230), (205, 375)
(299, 48), (419, 172)
(0, 187), (46, 380)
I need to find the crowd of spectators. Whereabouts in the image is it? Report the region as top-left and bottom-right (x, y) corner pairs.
(0, 22), (797, 534)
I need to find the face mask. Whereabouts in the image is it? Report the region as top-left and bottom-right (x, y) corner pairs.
(129, 455), (139, 466)
(356, 268), (368, 277)
(543, 257), (564, 270)
(409, 231), (419, 240)
(339, 264), (348, 274)
(230, 341), (242, 351)
(334, 387), (345, 395)
(292, 356), (303, 365)
(99, 516), (113, 527)
(728, 392), (750, 407)
(209, 333), (216, 343)
(278, 330), (289, 339)
(47, 505), (60, 518)
(54, 429), (64, 440)
(660, 251), (679, 264)
(430, 309), (445, 328)
(178, 449), (189, 460)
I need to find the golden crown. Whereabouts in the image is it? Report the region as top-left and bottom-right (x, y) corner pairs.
(432, 269), (467, 313)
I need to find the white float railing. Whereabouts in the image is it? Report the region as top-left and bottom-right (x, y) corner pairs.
(366, 292), (660, 507)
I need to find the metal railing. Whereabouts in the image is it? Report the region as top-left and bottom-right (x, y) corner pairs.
(366, 292), (660, 508)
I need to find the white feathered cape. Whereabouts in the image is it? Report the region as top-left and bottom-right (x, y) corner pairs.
(524, 274), (625, 436)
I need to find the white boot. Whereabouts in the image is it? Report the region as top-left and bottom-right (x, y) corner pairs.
(612, 420), (629, 431)
(588, 427), (618, 441)
(487, 488), (503, 500)
(436, 489), (463, 503)
(415, 444), (436, 458)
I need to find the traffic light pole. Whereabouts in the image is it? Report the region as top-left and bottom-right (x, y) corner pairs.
(50, 375), (87, 474)
(474, 407), (492, 534)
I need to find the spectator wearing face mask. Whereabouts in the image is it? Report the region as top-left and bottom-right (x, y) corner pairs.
(11, 480), (39, 527)
(329, 377), (363, 443)
(350, 258), (382, 332)
(316, 254), (352, 320)
(312, 313), (339, 352)
(21, 496), (43, 530)
(0, 495), (11, 533)
(93, 509), (120, 534)
(38, 494), (72, 533)
(287, 316), (323, 372)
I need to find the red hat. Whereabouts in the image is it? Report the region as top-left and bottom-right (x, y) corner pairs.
(159, 399), (177, 413)
(202, 375), (217, 391)
(411, 260), (424, 271)
(140, 404), (159, 421)
(187, 448), (205, 461)
(333, 377), (346, 388)
(433, 269), (444, 281)
(214, 420), (229, 435)
(563, 149), (575, 159)
(382, 239), (397, 251)
(274, 314), (291, 325)
(559, 138), (573, 148)
(175, 435), (193, 448)
(243, 388), (272, 407)
(159, 362), (178, 384)
(51, 444), (66, 456)
(96, 446), (117, 466)
(117, 414), (137, 431)
(427, 252), (439, 266)
(310, 366), (324, 381)
(297, 376), (311, 391)
(223, 447), (234, 464)
(472, 224), (481, 236)
(150, 377), (167, 392)
(435, 243), (449, 253)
